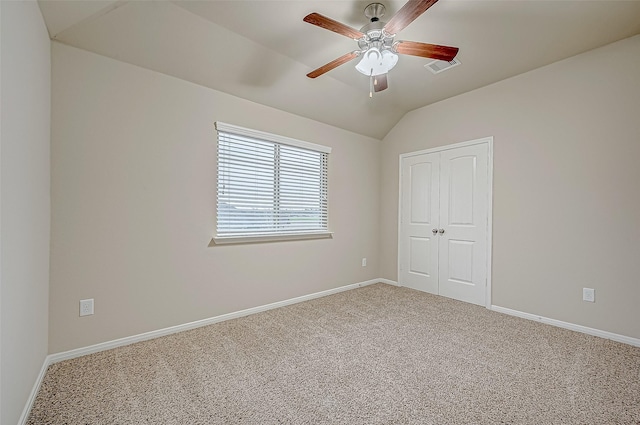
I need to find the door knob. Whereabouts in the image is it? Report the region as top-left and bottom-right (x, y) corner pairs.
(438, 228), (445, 234)
(432, 228), (438, 235)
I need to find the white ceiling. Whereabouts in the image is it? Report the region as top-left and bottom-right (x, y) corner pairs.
(38, 0), (640, 139)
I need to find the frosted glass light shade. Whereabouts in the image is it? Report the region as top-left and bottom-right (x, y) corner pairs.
(355, 47), (398, 76)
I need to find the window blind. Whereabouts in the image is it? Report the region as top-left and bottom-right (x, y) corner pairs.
(215, 122), (330, 242)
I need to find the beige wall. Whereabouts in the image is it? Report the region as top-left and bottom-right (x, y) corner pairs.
(46, 26), (640, 355)
(50, 42), (381, 353)
(0, 2), (51, 424)
(381, 35), (640, 339)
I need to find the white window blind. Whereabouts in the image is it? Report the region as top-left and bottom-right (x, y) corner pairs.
(215, 122), (331, 244)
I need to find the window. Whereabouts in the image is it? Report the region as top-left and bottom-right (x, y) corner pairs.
(214, 122), (332, 244)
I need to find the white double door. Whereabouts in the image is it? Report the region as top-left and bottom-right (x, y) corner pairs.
(399, 141), (491, 306)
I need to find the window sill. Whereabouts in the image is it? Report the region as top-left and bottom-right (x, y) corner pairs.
(211, 231), (333, 245)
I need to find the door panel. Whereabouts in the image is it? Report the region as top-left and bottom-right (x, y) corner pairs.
(447, 239), (474, 284)
(400, 154), (439, 294)
(409, 237), (432, 275)
(439, 144), (489, 306)
(410, 162), (432, 224)
(448, 156), (475, 225)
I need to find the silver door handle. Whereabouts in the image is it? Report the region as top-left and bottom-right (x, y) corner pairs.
(432, 228), (438, 235)
(438, 229), (445, 234)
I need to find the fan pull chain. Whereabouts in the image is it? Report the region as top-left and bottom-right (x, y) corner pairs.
(369, 69), (374, 98)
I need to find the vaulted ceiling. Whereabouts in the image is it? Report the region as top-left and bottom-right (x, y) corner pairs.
(38, 0), (640, 139)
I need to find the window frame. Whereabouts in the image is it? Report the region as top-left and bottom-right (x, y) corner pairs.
(213, 122), (332, 245)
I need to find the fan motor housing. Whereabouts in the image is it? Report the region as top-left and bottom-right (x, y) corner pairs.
(360, 21), (385, 39)
(360, 3), (394, 48)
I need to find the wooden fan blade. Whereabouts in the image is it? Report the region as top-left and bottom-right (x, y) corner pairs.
(383, 0), (439, 35)
(374, 74), (388, 92)
(303, 13), (364, 40)
(395, 40), (459, 61)
(307, 51), (359, 79)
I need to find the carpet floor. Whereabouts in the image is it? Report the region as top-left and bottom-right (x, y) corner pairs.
(27, 283), (640, 424)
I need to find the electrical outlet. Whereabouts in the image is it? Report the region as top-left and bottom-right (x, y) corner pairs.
(361, 258), (367, 267)
(582, 288), (595, 303)
(80, 299), (94, 316)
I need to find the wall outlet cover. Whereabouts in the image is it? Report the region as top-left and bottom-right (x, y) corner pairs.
(80, 299), (94, 316)
(582, 288), (595, 303)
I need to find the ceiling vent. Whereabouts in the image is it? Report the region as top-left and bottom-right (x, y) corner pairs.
(425, 58), (461, 74)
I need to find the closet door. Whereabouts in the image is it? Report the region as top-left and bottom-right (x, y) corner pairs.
(399, 153), (440, 294)
(398, 141), (491, 307)
(438, 143), (489, 306)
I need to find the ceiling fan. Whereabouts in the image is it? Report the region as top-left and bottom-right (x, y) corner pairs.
(303, 0), (458, 96)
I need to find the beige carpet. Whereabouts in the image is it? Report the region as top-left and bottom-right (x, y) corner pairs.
(28, 283), (640, 424)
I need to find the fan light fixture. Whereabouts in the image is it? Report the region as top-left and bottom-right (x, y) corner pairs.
(303, 0), (460, 97)
(355, 47), (398, 76)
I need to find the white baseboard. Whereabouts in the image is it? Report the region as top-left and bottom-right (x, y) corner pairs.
(378, 278), (399, 286)
(491, 305), (640, 347)
(18, 354), (52, 425)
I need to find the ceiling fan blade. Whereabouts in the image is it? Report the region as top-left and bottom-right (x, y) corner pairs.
(307, 51), (360, 79)
(303, 13), (364, 40)
(374, 74), (388, 92)
(383, 0), (439, 35)
(395, 40), (459, 61)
